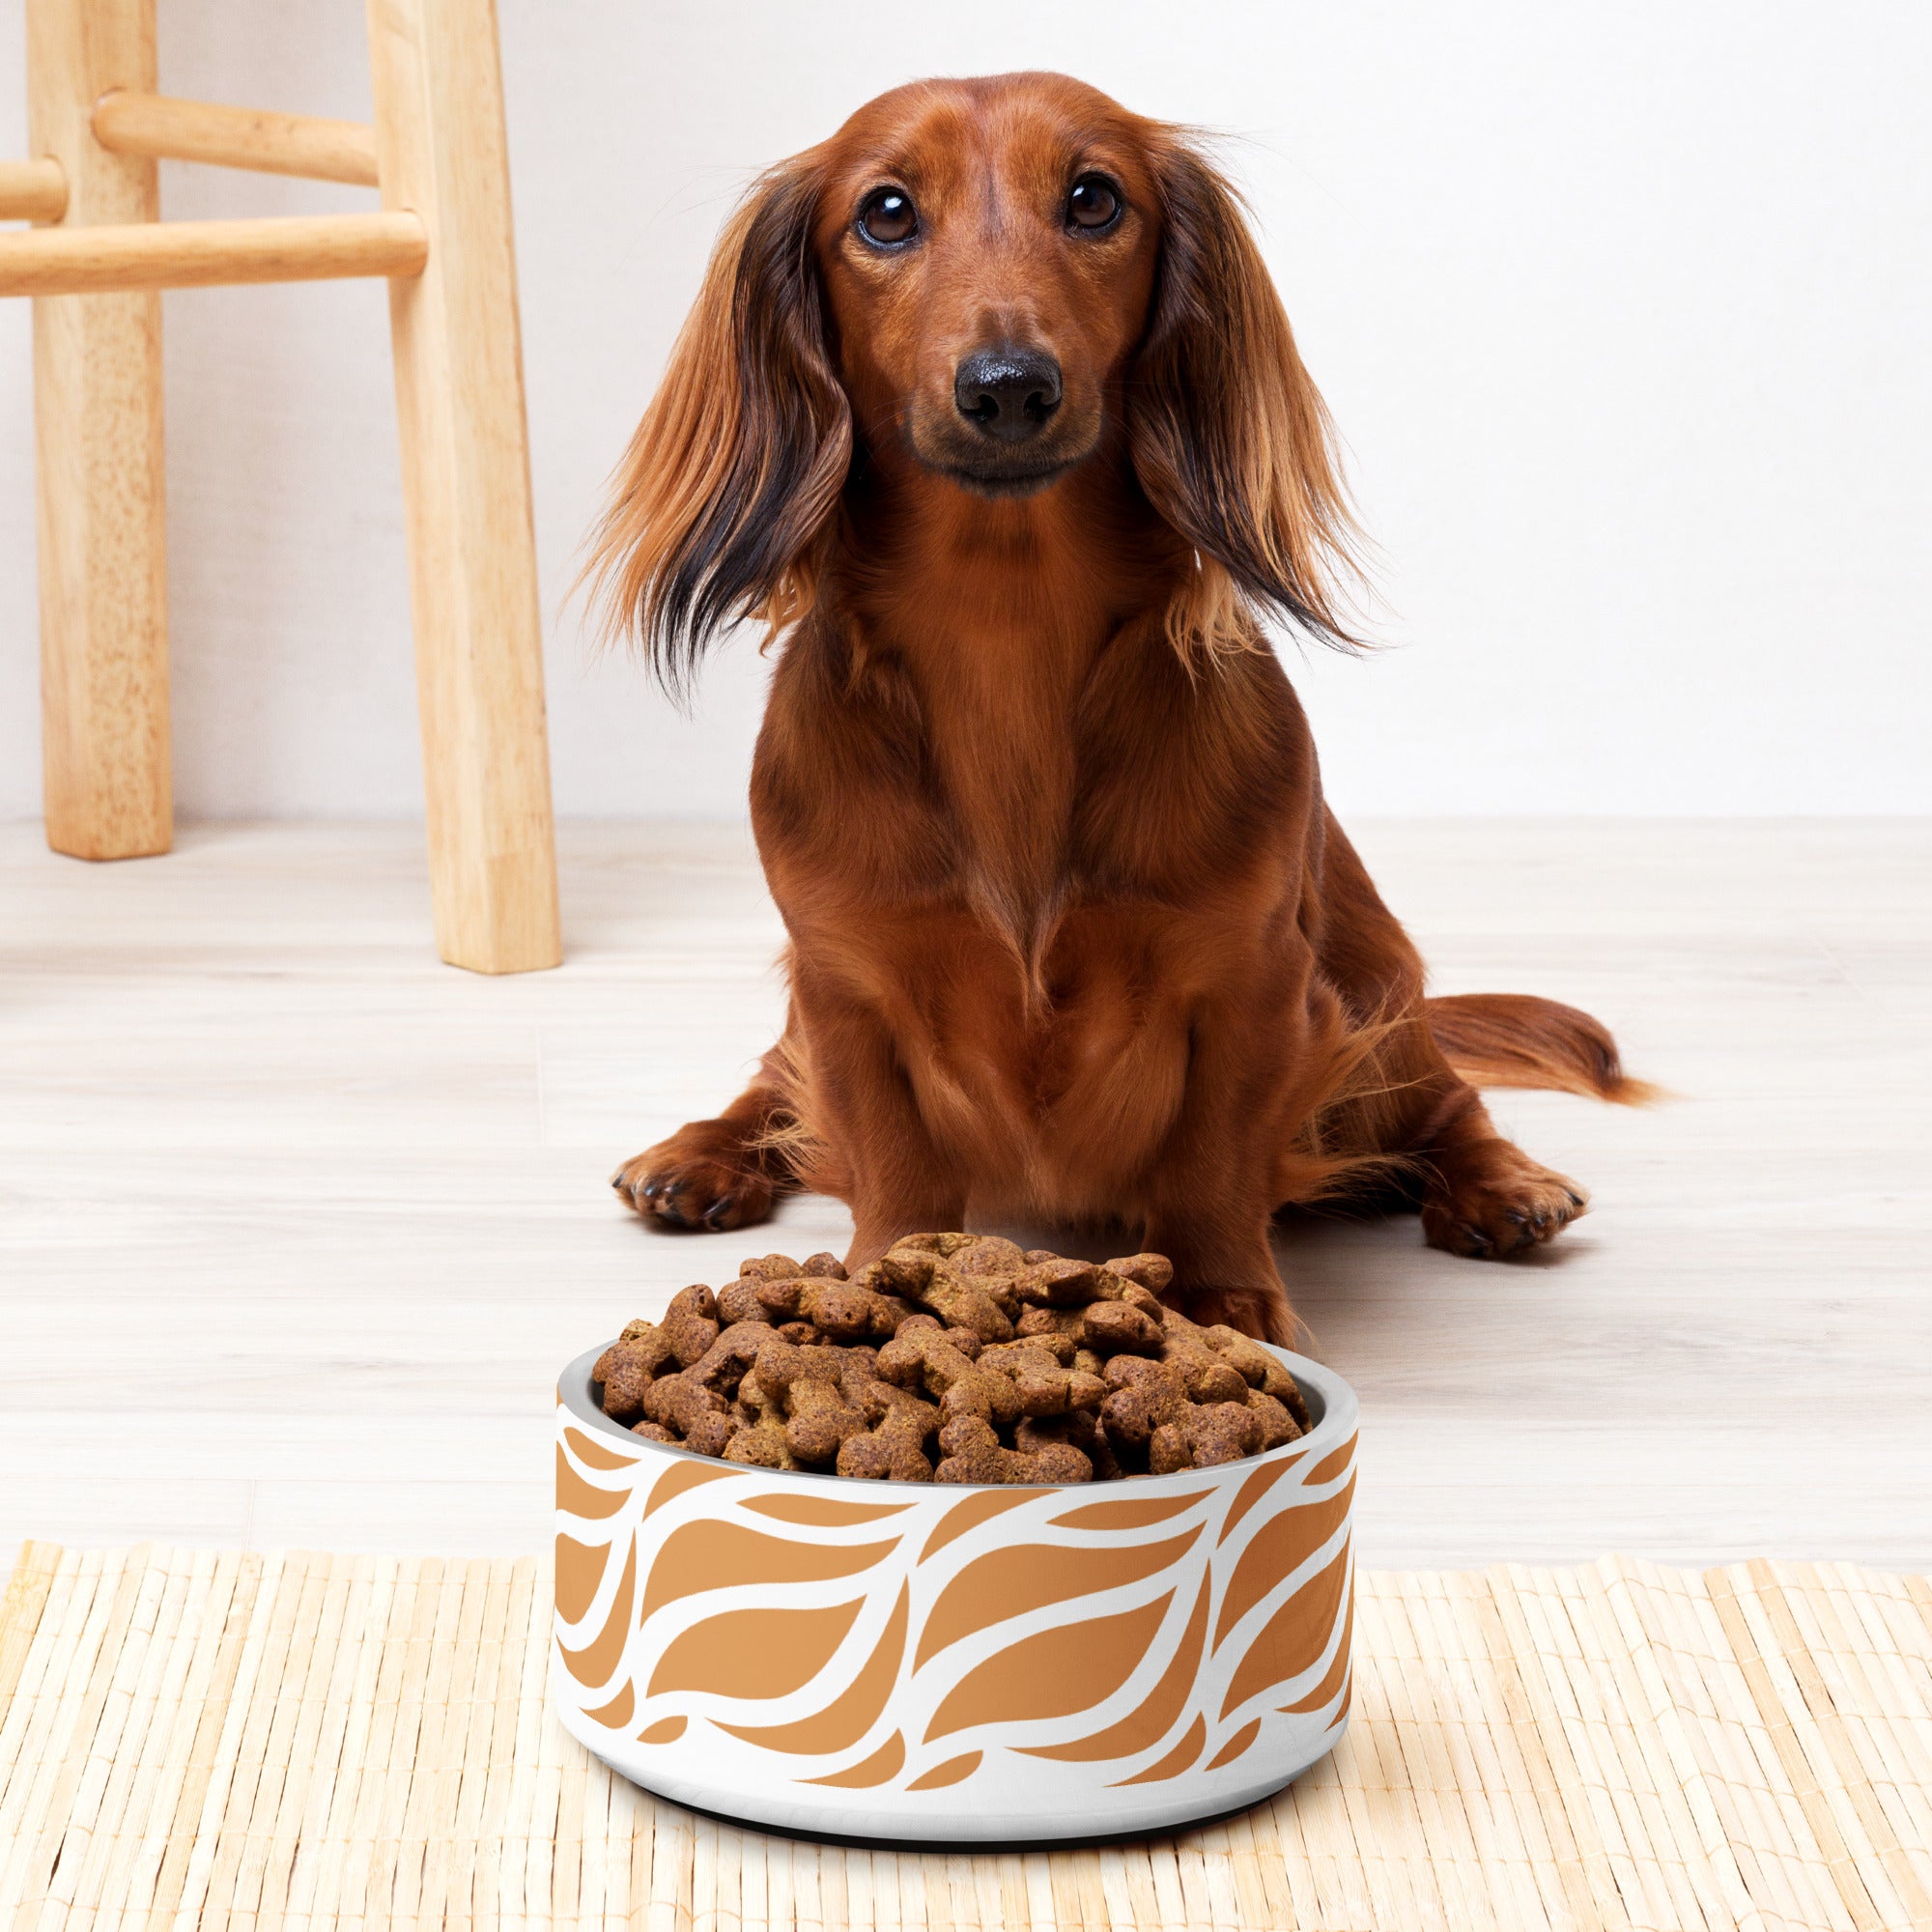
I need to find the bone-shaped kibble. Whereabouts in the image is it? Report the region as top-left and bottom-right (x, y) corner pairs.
(985, 1329), (1075, 1367)
(750, 1276), (904, 1342)
(888, 1233), (979, 1260)
(974, 1339), (1106, 1417)
(1013, 1258), (1123, 1306)
(936, 1414), (1093, 1484)
(1014, 1305), (1083, 1342)
(1245, 1388), (1302, 1451)
(836, 1346), (884, 1408)
(684, 1321), (780, 1394)
(1079, 1301), (1164, 1356)
(733, 1366), (778, 1420)
(749, 1335), (847, 1395)
(1155, 1308), (1260, 1404)
(891, 1313), (983, 1357)
(1104, 1253), (1175, 1294)
(1150, 1400), (1263, 1472)
(660, 1284), (722, 1367)
(1097, 1356), (1189, 1448)
(639, 1372), (735, 1456)
(724, 1411), (798, 1469)
(865, 1251), (1015, 1341)
(1094, 1353), (1270, 1463)
(849, 1371), (934, 1427)
(753, 1337), (869, 1465)
(837, 1389), (937, 1480)
(737, 1253), (803, 1281)
(1180, 1357), (1252, 1405)
(947, 1235), (1027, 1279)
(1201, 1325), (1312, 1426)
(593, 1327), (674, 1421)
(1016, 1408), (1120, 1479)
(715, 1277), (771, 1325)
(722, 1255), (867, 1325)
(876, 1326), (1023, 1428)
(1013, 1309), (1122, 1386)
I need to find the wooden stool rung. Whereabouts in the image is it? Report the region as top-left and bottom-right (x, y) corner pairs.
(91, 90), (380, 187)
(0, 210), (426, 296)
(0, 156), (65, 221)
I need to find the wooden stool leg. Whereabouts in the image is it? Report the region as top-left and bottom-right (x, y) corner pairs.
(365, 0), (561, 973)
(29, 0), (170, 861)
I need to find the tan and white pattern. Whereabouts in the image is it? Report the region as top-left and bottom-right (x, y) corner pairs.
(553, 1344), (1358, 1841)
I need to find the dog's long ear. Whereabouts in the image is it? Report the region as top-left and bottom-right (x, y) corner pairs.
(1131, 137), (1363, 656)
(585, 156), (851, 696)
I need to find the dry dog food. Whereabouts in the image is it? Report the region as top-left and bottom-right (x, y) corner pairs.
(590, 1234), (1311, 1484)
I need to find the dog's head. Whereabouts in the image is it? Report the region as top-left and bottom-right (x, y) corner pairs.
(589, 72), (1358, 692)
(811, 74), (1160, 503)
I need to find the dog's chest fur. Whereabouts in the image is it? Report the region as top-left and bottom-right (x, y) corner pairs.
(754, 597), (1318, 1208)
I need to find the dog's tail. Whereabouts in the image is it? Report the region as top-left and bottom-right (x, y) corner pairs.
(1424, 993), (1661, 1105)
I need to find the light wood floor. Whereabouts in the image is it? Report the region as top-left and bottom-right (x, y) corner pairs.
(3, 819), (1927, 1573)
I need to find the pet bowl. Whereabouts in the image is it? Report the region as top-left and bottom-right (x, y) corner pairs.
(553, 1341), (1357, 1843)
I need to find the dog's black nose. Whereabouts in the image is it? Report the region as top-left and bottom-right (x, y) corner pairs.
(953, 346), (1062, 442)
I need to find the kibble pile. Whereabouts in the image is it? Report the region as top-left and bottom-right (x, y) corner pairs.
(590, 1233), (1311, 1485)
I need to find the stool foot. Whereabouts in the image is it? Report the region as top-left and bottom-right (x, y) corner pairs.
(368, 0), (561, 975)
(31, 0), (170, 863)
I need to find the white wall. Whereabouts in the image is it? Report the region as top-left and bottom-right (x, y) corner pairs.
(1, 1), (1925, 820)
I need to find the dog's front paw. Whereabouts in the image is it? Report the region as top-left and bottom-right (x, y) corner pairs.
(1421, 1139), (1587, 1259)
(611, 1127), (775, 1233)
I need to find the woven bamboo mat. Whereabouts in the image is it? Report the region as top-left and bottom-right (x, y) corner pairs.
(3, 1547), (1930, 1931)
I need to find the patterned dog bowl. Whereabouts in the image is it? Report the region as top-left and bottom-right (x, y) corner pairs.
(553, 1341), (1357, 1843)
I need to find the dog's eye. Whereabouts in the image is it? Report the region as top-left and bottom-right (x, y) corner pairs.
(1066, 175), (1122, 232)
(857, 187), (918, 246)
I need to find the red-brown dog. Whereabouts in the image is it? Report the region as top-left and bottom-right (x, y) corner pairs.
(591, 72), (1648, 1342)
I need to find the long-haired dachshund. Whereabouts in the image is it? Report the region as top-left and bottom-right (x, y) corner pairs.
(591, 71), (1649, 1343)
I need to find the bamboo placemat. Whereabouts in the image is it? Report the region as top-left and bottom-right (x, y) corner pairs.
(2, 1545), (1929, 1930)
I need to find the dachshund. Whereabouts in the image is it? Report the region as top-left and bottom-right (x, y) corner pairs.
(589, 71), (1650, 1343)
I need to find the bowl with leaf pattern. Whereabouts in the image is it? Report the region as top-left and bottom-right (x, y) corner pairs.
(553, 1340), (1356, 1843)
